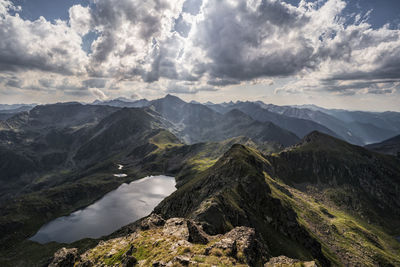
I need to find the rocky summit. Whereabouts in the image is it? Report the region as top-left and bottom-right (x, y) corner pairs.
(49, 215), (315, 267)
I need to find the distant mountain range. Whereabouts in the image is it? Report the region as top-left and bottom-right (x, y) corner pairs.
(86, 96), (400, 145)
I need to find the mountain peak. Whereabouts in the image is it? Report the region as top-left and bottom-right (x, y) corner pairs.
(224, 108), (251, 120)
(302, 130), (332, 143)
(161, 94), (186, 104)
(294, 131), (354, 151)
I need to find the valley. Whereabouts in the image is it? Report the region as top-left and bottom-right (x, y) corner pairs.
(0, 95), (399, 266)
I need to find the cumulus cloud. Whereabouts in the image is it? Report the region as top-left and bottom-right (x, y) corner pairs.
(0, 1), (88, 74)
(86, 0), (185, 80)
(69, 4), (92, 36)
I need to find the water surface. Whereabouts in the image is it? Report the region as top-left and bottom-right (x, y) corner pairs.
(30, 175), (175, 244)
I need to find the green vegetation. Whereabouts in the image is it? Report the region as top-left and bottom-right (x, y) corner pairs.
(80, 225), (252, 266)
(264, 171), (400, 266)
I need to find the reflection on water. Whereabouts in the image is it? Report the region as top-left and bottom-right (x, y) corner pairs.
(30, 175), (175, 244)
(113, 174), (127, 177)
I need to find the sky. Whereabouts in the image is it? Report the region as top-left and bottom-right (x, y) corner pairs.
(0, 0), (400, 111)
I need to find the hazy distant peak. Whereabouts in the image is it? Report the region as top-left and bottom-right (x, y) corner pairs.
(161, 94), (186, 104)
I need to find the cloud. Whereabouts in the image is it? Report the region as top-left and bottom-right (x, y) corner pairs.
(82, 78), (107, 88)
(89, 87), (108, 100)
(0, 1), (88, 74)
(69, 5), (92, 36)
(1, 0), (400, 100)
(86, 0), (185, 80)
(184, 0), (317, 82)
(130, 93), (141, 100)
(5, 76), (22, 88)
(166, 80), (218, 94)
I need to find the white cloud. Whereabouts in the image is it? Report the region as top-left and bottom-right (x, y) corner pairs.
(89, 87), (108, 100)
(69, 5), (92, 36)
(0, 1), (88, 75)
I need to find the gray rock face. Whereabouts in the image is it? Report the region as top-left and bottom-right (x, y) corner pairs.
(173, 255), (191, 265)
(48, 247), (79, 267)
(121, 255), (137, 267)
(206, 226), (266, 266)
(264, 255), (317, 267)
(140, 213), (165, 230)
(187, 219), (210, 244)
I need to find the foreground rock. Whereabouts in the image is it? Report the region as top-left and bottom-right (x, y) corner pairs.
(264, 256), (317, 267)
(48, 248), (79, 267)
(49, 216), (273, 266)
(48, 215), (323, 266)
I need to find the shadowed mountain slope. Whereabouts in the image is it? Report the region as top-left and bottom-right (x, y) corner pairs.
(155, 144), (330, 266)
(365, 134), (400, 156)
(150, 95), (300, 146)
(207, 101), (342, 141)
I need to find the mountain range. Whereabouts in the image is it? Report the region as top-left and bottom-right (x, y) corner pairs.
(0, 95), (399, 266)
(89, 95), (400, 146)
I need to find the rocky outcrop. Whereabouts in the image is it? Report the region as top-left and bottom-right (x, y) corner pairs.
(139, 213), (165, 230)
(48, 248), (79, 267)
(69, 216), (268, 266)
(265, 256), (317, 267)
(187, 219), (210, 244)
(206, 226), (267, 266)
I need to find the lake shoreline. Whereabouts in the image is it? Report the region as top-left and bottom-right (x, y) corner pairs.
(30, 175), (176, 244)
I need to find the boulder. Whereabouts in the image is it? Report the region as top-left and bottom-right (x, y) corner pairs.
(264, 256), (317, 267)
(121, 255), (137, 267)
(187, 219), (209, 244)
(152, 261), (166, 267)
(163, 218), (189, 239)
(206, 226), (266, 266)
(48, 247), (79, 267)
(173, 255), (191, 266)
(140, 214), (165, 230)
